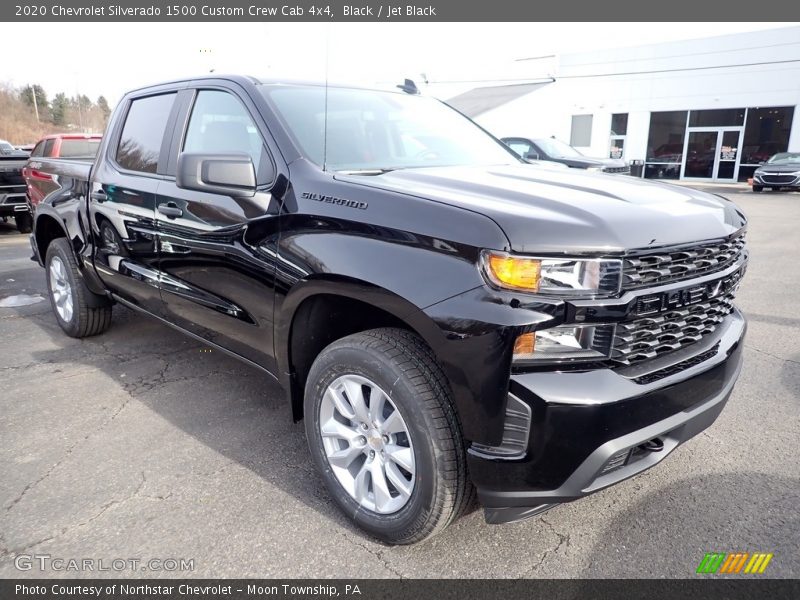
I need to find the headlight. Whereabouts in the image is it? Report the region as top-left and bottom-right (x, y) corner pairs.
(513, 324), (615, 363)
(481, 251), (622, 297)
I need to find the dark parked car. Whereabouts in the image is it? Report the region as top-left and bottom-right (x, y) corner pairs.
(502, 136), (630, 174)
(752, 152), (800, 192)
(30, 76), (747, 544)
(0, 139), (32, 232)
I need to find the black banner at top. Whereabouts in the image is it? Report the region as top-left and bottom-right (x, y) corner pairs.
(3, 0), (800, 21)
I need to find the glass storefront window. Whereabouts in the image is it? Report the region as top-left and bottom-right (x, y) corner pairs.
(641, 105), (795, 182)
(611, 113), (628, 136)
(688, 108), (745, 127)
(609, 137), (625, 159)
(740, 106), (795, 165)
(645, 111), (687, 179)
(609, 113), (627, 159)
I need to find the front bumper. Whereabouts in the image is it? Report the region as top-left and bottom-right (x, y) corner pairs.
(0, 190), (28, 216)
(471, 308), (746, 524)
(753, 172), (800, 188)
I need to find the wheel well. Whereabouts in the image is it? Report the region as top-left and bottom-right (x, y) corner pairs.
(35, 214), (66, 260)
(288, 294), (411, 421)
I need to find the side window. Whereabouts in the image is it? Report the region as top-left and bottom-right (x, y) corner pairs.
(116, 93), (176, 174)
(507, 140), (533, 158)
(30, 141), (45, 157)
(43, 139), (56, 157)
(183, 90), (265, 174)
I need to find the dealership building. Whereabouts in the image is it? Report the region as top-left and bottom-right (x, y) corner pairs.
(446, 26), (800, 183)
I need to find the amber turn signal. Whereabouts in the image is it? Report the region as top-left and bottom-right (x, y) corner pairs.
(484, 253), (541, 291)
(513, 332), (536, 359)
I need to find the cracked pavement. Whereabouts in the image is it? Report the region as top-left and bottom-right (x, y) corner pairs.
(0, 188), (798, 578)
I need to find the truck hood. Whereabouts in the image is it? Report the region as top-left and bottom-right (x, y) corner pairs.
(337, 164), (745, 254)
(755, 163), (800, 173)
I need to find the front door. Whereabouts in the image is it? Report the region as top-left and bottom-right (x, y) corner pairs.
(154, 88), (281, 373)
(682, 128), (742, 181)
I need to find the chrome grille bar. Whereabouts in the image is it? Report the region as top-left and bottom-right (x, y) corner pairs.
(622, 233), (745, 290)
(612, 292), (735, 366)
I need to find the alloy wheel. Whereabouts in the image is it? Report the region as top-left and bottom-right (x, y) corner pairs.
(319, 374), (415, 514)
(49, 256), (74, 323)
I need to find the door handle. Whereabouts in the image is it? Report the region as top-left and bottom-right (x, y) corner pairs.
(90, 189), (107, 202)
(157, 202), (183, 219)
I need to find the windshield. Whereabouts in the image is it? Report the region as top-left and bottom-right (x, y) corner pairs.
(534, 138), (584, 158)
(766, 152), (800, 165)
(261, 85), (519, 172)
(0, 142), (14, 155)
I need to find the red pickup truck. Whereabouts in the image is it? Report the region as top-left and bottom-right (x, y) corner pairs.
(23, 134), (102, 208)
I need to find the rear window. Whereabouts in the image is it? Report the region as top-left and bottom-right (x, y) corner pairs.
(59, 139), (101, 158)
(116, 93), (176, 173)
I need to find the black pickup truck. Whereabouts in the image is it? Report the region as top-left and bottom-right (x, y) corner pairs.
(29, 75), (747, 544)
(0, 140), (32, 232)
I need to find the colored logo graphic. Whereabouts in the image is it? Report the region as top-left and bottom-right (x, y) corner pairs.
(696, 552), (774, 574)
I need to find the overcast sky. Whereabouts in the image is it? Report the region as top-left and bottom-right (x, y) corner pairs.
(3, 22), (796, 105)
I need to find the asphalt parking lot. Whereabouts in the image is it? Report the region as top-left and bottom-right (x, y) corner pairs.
(0, 185), (798, 579)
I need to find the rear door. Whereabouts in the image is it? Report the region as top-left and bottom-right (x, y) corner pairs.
(153, 86), (282, 372)
(89, 90), (180, 314)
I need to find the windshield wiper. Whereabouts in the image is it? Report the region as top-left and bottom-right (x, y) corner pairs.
(336, 168), (397, 175)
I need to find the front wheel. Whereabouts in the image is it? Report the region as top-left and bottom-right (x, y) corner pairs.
(752, 185), (763, 193)
(45, 238), (113, 338)
(304, 328), (472, 544)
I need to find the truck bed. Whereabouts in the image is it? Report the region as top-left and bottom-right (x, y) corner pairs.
(24, 156), (93, 210)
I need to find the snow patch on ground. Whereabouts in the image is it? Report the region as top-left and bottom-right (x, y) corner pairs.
(0, 294), (45, 307)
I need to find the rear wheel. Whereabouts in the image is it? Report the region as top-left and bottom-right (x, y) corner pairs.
(45, 238), (112, 338)
(304, 328), (472, 544)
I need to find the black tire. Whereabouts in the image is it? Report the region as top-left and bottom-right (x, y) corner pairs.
(304, 327), (472, 544)
(752, 185), (763, 193)
(15, 212), (32, 233)
(45, 238), (113, 338)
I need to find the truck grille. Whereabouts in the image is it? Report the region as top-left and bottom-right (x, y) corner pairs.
(622, 233), (745, 290)
(612, 292), (735, 366)
(760, 174), (797, 185)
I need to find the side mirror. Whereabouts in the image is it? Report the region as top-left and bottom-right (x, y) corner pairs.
(524, 151), (540, 160)
(177, 153), (256, 197)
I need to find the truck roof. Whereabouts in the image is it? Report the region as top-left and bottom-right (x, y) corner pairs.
(124, 74), (413, 96)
